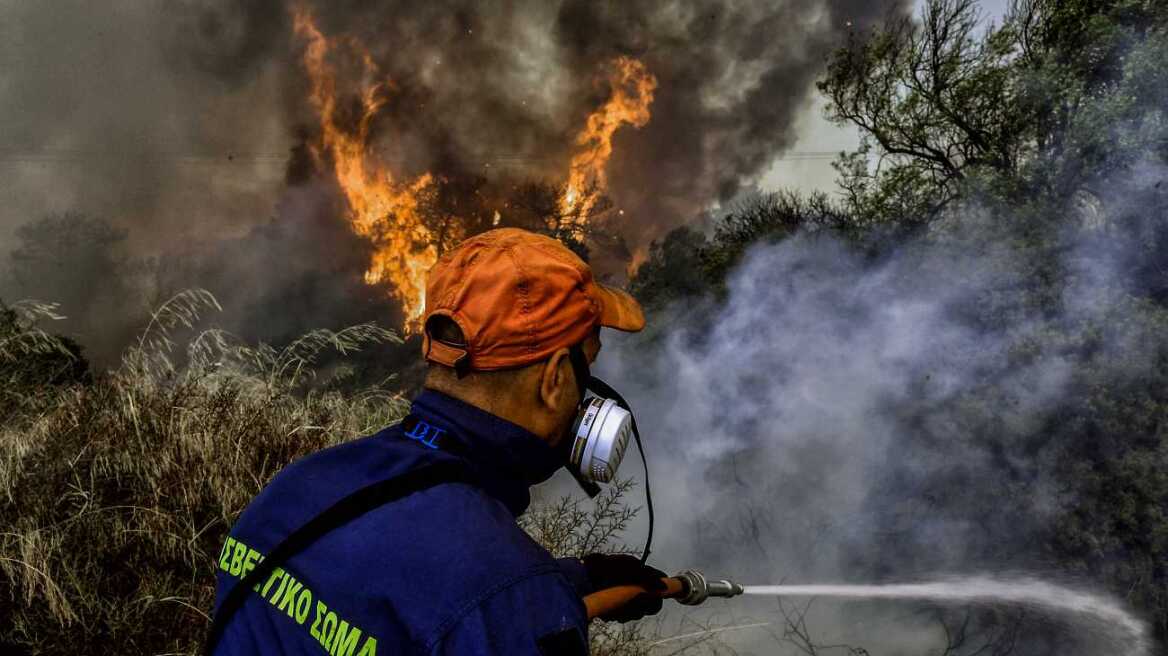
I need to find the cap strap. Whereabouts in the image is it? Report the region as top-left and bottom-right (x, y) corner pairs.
(424, 337), (470, 374)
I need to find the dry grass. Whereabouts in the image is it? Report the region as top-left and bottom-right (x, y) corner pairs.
(0, 292), (406, 653)
(0, 292), (686, 655)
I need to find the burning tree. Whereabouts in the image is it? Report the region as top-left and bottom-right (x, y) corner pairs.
(290, 5), (655, 333)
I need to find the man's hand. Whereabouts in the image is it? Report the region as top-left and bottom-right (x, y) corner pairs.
(582, 553), (668, 623)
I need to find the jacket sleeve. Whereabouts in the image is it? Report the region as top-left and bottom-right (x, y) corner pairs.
(554, 557), (593, 596)
(429, 570), (589, 656)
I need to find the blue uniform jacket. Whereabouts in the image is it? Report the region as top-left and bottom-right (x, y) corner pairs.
(212, 390), (592, 655)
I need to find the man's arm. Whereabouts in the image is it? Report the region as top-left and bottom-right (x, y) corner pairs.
(429, 570), (588, 656)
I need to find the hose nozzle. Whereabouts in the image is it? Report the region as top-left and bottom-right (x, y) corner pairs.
(582, 567), (744, 619)
(676, 569), (745, 605)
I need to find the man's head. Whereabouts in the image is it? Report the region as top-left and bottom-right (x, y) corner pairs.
(424, 319), (602, 446)
(420, 228), (644, 445)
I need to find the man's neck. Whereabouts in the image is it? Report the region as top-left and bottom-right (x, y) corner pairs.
(421, 382), (551, 444)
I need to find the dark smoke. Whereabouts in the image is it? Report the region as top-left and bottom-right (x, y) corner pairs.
(0, 0), (290, 250)
(275, 0), (904, 246)
(0, 0), (907, 357)
(554, 0), (899, 247)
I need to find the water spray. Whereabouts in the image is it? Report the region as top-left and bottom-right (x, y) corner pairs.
(743, 577), (1149, 653)
(584, 572), (1149, 654)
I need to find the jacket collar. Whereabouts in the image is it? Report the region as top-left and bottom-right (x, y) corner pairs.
(405, 389), (565, 516)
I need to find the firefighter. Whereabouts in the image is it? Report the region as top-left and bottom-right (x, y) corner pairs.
(209, 228), (664, 655)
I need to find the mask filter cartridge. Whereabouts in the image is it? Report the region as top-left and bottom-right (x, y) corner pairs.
(569, 393), (633, 483)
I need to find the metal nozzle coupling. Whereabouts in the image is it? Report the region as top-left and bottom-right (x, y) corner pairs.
(675, 569), (745, 605)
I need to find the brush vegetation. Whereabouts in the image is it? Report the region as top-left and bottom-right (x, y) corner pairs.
(0, 291), (409, 653)
(0, 292), (685, 655)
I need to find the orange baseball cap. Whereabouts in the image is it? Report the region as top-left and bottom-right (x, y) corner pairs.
(421, 228), (645, 371)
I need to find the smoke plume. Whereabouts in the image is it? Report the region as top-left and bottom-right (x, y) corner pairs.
(0, 0), (906, 356)
(590, 170), (1167, 653)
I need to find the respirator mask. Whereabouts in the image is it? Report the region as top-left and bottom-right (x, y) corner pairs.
(564, 344), (654, 561)
(568, 392), (633, 486)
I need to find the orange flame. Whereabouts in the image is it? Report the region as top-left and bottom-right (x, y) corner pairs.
(560, 56), (657, 223)
(293, 6), (436, 332)
(292, 6), (656, 330)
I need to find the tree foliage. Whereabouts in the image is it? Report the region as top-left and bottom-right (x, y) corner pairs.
(821, 0), (1030, 220)
(817, 0), (1168, 223)
(632, 0), (1168, 648)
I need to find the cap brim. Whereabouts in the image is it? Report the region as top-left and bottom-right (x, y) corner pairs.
(593, 283), (646, 332)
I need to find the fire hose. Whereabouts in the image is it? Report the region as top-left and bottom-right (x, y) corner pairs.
(583, 569), (743, 620)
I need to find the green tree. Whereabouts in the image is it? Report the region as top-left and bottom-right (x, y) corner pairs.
(630, 191), (852, 311)
(819, 0), (1168, 222)
(820, 0), (1029, 221)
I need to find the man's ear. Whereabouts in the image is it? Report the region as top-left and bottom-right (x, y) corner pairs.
(539, 347), (573, 410)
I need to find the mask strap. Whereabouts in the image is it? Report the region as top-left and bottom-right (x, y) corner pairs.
(568, 344), (591, 401)
(586, 375), (654, 565)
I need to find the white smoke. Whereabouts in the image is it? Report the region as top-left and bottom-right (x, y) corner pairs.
(590, 193), (1162, 653)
